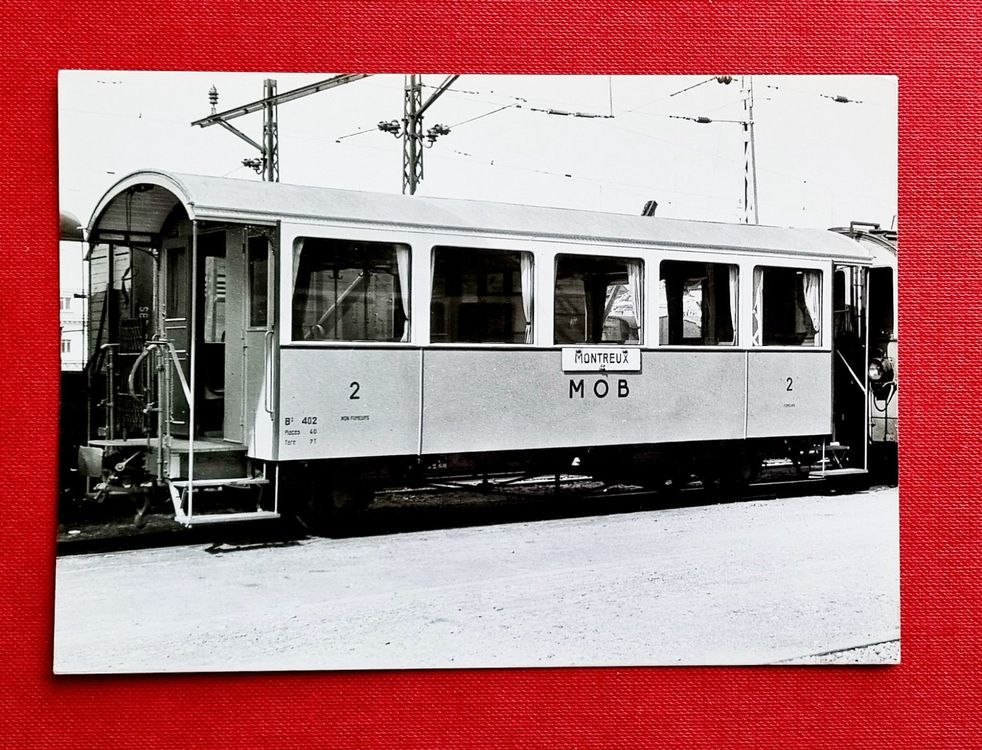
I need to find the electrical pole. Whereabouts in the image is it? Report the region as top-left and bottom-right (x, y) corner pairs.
(670, 75), (760, 223)
(403, 75), (423, 194)
(263, 79), (279, 182)
(193, 73), (372, 181)
(379, 75), (459, 194)
(742, 76), (759, 224)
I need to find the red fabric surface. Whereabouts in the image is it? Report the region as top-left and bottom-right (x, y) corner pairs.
(2, 2), (979, 747)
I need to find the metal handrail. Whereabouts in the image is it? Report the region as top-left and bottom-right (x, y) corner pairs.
(835, 349), (866, 393)
(126, 346), (153, 399)
(100, 343), (119, 440)
(139, 338), (192, 405)
(264, 330), (275, 415)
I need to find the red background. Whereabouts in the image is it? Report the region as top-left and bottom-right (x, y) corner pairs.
(2, 2), (979, 747)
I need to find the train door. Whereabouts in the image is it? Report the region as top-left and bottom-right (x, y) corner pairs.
(161, 228), (228, 439)
(831, 264), (869, 469)
(162, 235), (191, 436)
(241, 231), (274, 452)
(195, 231), (227, 437)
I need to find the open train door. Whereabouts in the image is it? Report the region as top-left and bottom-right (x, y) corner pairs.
(162, 222), (276, 447)
(829, 263), (869, 472)
(160, 225), (228, 438)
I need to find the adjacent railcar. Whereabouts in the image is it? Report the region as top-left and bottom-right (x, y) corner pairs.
(832, 222), (898, 480)
(77, 171), (881, 528)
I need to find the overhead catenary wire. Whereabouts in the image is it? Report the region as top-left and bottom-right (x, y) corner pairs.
(333, 78), (625, 146)
(257, 75), (884, 210)
(292, 77), (892, 213)
(422, 82), (527, 104)
(527, 106), (613, 119)
(764, 83), (866, 105)
(422, 80), (622, 119)
(327, 97), (871, 204)
(449, 104), (520, 128)
(335, 125), (381, 142)
(330, 130), (728, 204)
(424, 146), (732, 202)
(331, 103), (520, 146)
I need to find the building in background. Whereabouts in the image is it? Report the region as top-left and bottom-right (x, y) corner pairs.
(60, 211), (87, 371)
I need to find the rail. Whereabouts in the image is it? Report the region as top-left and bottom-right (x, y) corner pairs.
(134, 338), (192, 406)
(836, 349), (866, 393)
(131, 337), (194, 521)
(98, 343), (119, 440)
(264, 330), (275, 415)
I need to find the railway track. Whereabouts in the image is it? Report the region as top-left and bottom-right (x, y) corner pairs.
(57, 465), (884, 556)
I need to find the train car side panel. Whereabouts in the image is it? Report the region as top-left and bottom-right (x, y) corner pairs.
(420, 349), (747, 454)
(746, 350), (832, 438)
(276, 347), (421, 460)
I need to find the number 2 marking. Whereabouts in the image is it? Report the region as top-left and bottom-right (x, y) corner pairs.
(349, 381), (361, 399)
(786, 377), (794, 392)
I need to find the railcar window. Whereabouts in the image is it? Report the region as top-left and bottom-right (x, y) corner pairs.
(430, 247), (532, 344)
(202, 255), (226, 344)
(553, 255), (642, 345)
(752, 266), (822, 346)
(292, 238), (410, 342)
(658, 261), (737, 345)
(166, 246), (187, 316)
(248, 236), (269, 328)
(869, 267), (895, 338)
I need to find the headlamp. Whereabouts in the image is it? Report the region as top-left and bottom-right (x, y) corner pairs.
(868, 356), (894, 386)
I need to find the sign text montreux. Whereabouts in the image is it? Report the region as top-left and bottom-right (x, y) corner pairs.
(561, 346), (641, 373)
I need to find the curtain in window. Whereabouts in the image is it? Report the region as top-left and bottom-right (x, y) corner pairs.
(520, 253), (534, 343)
(802, 269), (821, 342)
(292, 238), (303, 288)
(291, 239), (306, 335)
(396, 245), (411, 342)
(751, 267), (763, 346)
(626, 260), (643, 344)
(728, 265), (739, 340)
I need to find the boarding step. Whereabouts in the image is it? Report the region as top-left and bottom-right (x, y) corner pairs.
(171, 476), (268, 489)
(183, 510), (281, 526)
(167, 476), (275, 527)
(809, 468), (869, 479)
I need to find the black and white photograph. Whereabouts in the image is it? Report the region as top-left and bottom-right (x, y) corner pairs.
(55, 72), (899, 673)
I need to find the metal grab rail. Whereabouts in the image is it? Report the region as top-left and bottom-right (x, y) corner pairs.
(132, 338), (192, 406)
(264, 330), (275, 416)
(835, 349), (866, 393)
(131, 337), (194, 521)
(126, 346), (152, 399)
(99, 343), (118, 440)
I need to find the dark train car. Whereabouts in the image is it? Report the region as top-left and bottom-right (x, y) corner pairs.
(75, 171), (884, 528)
(59, 212), (88, 514)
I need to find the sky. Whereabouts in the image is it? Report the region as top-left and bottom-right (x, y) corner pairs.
(58, 72), (897, 232)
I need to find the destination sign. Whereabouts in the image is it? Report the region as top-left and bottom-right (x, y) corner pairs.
(561, 346), (641, 372)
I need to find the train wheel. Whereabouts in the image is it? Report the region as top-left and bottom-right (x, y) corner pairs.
(711, 450), (762, 498)
(296, 477), (374, 537)
(133, 489), (151, 529)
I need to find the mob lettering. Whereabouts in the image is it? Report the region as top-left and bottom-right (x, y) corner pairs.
(569, 378), (630, 399)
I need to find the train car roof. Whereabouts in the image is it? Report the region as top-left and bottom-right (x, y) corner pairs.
(88, 170), (871, 262)
(60, 210), (84, 242)
(831, 225), (897, 268)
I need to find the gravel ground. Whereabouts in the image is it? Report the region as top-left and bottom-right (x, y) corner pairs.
(54, 486), (899, 673)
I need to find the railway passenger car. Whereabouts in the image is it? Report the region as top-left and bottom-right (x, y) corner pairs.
(77, 171), (883, 528)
